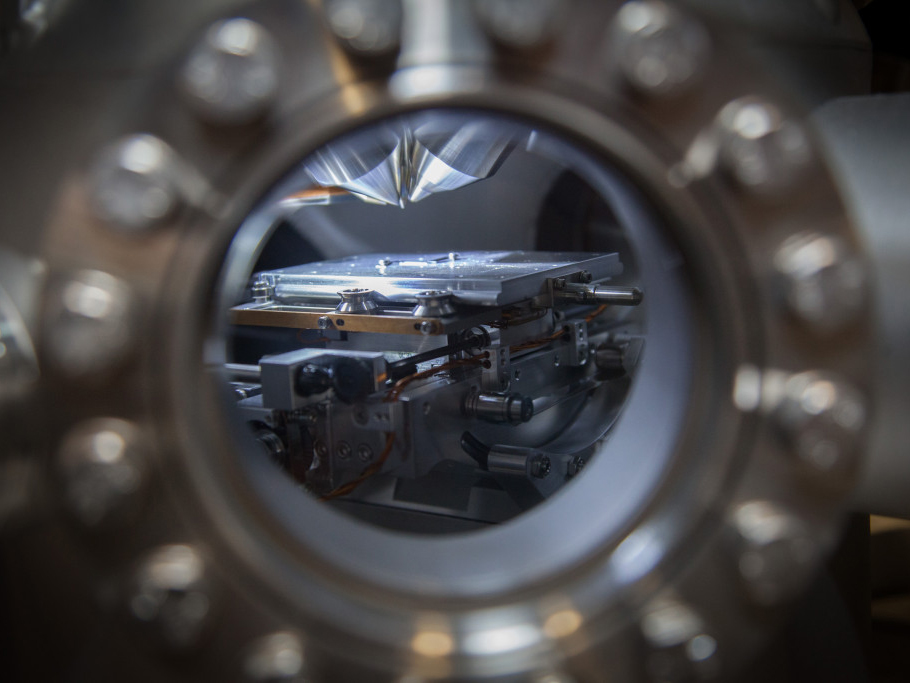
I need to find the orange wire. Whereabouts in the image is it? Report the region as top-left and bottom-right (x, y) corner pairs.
(318, 432), (395, 501)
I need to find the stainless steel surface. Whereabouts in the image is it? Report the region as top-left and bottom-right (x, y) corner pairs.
(263, 251), (622, 306)
(0, 0), (901, 681)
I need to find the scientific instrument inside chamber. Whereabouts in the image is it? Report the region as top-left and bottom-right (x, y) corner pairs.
(218, 111), (649, 534)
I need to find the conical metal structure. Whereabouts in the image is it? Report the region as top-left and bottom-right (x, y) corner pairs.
(304, 125), (408, 208)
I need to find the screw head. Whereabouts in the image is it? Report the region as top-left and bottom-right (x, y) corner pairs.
(90, 134), (182, 232)
(325, 0), (402, 56)
(718, 98), (812, 195)
(473, 0), (563, 49)
(357, 444), (374, 463)
(732, 501), (818, 605)
(774, 233), (866, 332)
(180, 18), (279, 125)
(57, 418), (145, 527)
(774, 371), (866, 475)
(317, 315), (332, 330)
(243, 631), (305, 681)
(44, 270), (135, 376)
(418, 321), (435, 335)
(532, 455), (551, 479)
(128, 544), (212, 649)
(337, 441), (352, 460)
(615, 0), (710, 96)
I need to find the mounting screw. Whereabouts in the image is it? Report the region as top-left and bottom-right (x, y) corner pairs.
(357, 444), (374, 462)
(578, 270), (593, 283)
(180, 18), (279, 125)
(774, 371), (866, 475)
(774, 233), (866, 332)
(567, 456), (586, 478)
(128, 544), (212, 649)
(418, 321), (435, 335)
(243, 631), (305, 681)
(531, 455), (551, 479)
(732, 500), (818, 605)
(718, 97), (812, 195)
(314, 440), (329, 459)
(90, 134), (182, 232)
(614, 0), (710, 96)
(337, 441), (352, 460)
(473, 0), (563, 49)
(44, 270), (135, 375)
(317, 315), (332, 330)
(325, 0), (402, 56)
(56, 418), (145, 527)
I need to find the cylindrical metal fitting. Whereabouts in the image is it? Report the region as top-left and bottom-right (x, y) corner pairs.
(463, 391), (534, 424)
(335, 288), (380, 314)
(411, 290), (456, 318)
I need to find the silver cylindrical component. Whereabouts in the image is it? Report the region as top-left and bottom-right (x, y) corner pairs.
(559, 284), (643, 306)
(335, 288), (380, 314)
(463, 391), (534, 424)
(411, 290), (456, 317)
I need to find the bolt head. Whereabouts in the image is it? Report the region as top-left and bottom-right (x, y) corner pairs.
(615, 0), (710, 96)
(128, 544), (212, 649)
(418, 321), (435, 335)
(718, 98), (812, 195)
(775, 371), (866, 475)
(181, 18), (279, 125)
(357, 444), (374, 462)
(474, 0), (562, 49)
(325, 0), (402, 56)
(317, 315), (332, 330)
(44, 270), (135, 375)
(57, 418), (145, 527)
(774, 233), (866, 331)
(90, 134), (181, 232)
(732, 501), (818, 605)
(532, 455), (551, 479)
(337, 441), (352, 460)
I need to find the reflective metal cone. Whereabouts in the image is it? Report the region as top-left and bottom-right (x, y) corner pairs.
(407, 120), (516, 203)
(304, 126), (408, 207)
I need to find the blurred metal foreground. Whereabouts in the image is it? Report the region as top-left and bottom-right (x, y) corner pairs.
(2, 1), (908, 681)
